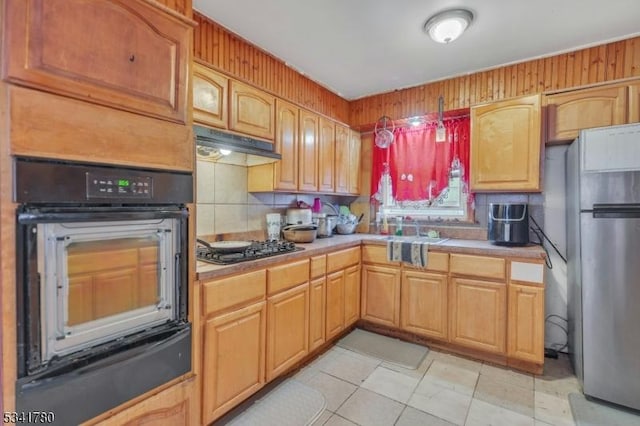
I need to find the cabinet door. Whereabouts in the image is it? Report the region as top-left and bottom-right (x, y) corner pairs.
(94, 378), (197, 426)
(348, 131), (362, 195)
(449, 277), (506, 354)
(508, 284), (545, 364)
(629, 82), (640, 123)
(470, 94), (542, 192)
(229, 80), (275, 140)
(266, 283), (309, 381)
(344, 265), (361, 326)
(546, 85), (628, 143)
(335, 124), (350, 194)
(318, 118), (336, 193)
(202, 302), (266, 424)
(361, 264), (400, 327)
(193, 63), (228, 129)
(299, 109), (320, 192)
(3, 0), (191, 123)
(401, 270), (448, 341)
(309, 277), (326, 351)
(274, 99), (299, 191)
(325, 270), (345, 339)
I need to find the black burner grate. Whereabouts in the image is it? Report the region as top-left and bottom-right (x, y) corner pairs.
(196, 240), (303, 265)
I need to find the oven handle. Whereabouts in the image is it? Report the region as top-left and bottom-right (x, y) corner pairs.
(17, 208), (188, 224)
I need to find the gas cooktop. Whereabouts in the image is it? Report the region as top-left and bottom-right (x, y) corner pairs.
(196, 240), (304, 265)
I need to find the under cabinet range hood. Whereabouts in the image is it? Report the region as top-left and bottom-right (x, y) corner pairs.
(194, 124), (280, 165)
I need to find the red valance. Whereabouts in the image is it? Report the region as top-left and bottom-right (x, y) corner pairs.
(371, 111), (470, 202)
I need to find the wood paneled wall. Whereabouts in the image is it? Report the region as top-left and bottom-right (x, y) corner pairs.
(193, 12), (351, 124)
(350, 37), (640, 128)
(153, 0), (192, 17)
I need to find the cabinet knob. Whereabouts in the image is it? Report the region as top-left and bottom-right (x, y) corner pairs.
(129, 54), (135, 62)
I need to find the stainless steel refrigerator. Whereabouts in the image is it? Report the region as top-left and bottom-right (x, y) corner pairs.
(566, 123), (640, 411)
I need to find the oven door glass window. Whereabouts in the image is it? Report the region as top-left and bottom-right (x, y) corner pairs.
(39, 219), (178, 363)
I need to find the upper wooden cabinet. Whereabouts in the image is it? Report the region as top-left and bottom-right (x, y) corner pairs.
(546, 84), (628, 143)
(470, 94), (542, 192)
(630, 82), (640, 123)
(318, 117), (336, 193)
(335, 126), (362, 195)
(298, 109), (320, 192)
(348, 131), (362, 195)
(335, 124), (350, 194)
(273, 99), (299, 191)
(193, 62), (228, 129)
(229, 80), (275, 140)
(3, 0), (192, 124)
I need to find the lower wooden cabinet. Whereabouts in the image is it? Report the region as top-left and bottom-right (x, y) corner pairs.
(344, 264), (361, 326)
(361, 264), (401, 327)
(325, 270), (345, 339)
(508, 284), (545, 363)
(93, 378), (198, 426)
(309, 276), (326, 351)
(449, 277), (507, 354)
(400, 270), (448, 341)
(266, 283), (309, 381)
(202, 301), (266, 425)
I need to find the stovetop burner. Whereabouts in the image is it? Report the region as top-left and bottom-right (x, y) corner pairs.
(196, 240), (304, 265)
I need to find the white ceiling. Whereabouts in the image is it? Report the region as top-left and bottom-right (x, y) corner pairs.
(193, 0), (640, 100)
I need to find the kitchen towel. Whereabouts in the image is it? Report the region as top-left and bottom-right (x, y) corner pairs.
(387, 238), (429, 268)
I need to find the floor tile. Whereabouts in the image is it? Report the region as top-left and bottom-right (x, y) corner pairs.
(323, 414), (358, 426)
(436, 353), (483, 374)
(465, 399), (534, 426)
(305, 372), (357, 412)
(421, 359), (479, 396)
(395, 406), (455, 426)
(337, 388), (405, 426)
(408, 379), (472, 425)
(360, 366), (420, 403)
(474, 373), (534, 417)
(312, 409), (333, 425)
(534, 354), (580, 398)
(319, 350), (380, 385)
(480, 363), (534, 390)
(534, 391), (575, 426)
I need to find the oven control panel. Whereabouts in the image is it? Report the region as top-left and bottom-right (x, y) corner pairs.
(86, 173), (153, 199)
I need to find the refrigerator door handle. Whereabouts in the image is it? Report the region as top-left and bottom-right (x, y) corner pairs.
(592, 206), (640, 219)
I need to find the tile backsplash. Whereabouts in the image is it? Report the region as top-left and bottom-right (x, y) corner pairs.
(196, 158), (356, 237)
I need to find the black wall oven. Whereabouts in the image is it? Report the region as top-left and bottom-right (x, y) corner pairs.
(14, 158), (192, 425)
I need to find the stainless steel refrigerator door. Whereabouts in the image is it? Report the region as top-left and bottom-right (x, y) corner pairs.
(580, 211), (640, 410)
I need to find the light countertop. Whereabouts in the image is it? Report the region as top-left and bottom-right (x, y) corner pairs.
(196, 234), (545, 281)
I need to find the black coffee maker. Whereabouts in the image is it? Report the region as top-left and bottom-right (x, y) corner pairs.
(487, 203), (529, 246)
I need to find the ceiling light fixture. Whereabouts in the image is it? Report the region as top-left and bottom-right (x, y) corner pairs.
(424, 8), (474, 44)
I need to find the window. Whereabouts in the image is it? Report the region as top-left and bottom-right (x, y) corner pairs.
(371, 111), (473, 224)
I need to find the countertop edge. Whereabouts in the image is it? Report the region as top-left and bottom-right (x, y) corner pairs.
(196, 234), (545, 281)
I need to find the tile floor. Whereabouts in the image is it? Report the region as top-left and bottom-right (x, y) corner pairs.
(290, 344), (580, 426)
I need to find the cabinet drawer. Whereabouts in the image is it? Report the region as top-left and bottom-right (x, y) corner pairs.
(310, 255), (326, 279)
(203, 270), (266, 316)
(404, 252), (449, 272)
(327, 247), (360, 273)
(361, 245), (398, 265)
(450, 254), (505, 280)
(268, 259), (309, 295)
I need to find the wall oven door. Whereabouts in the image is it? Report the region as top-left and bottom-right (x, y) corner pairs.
(14, 158), (192, 425)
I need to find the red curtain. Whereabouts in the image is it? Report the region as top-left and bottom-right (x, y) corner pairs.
(371, 111), (470, 202)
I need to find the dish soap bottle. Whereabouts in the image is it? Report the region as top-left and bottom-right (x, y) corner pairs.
(395, 217), (403, 236)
